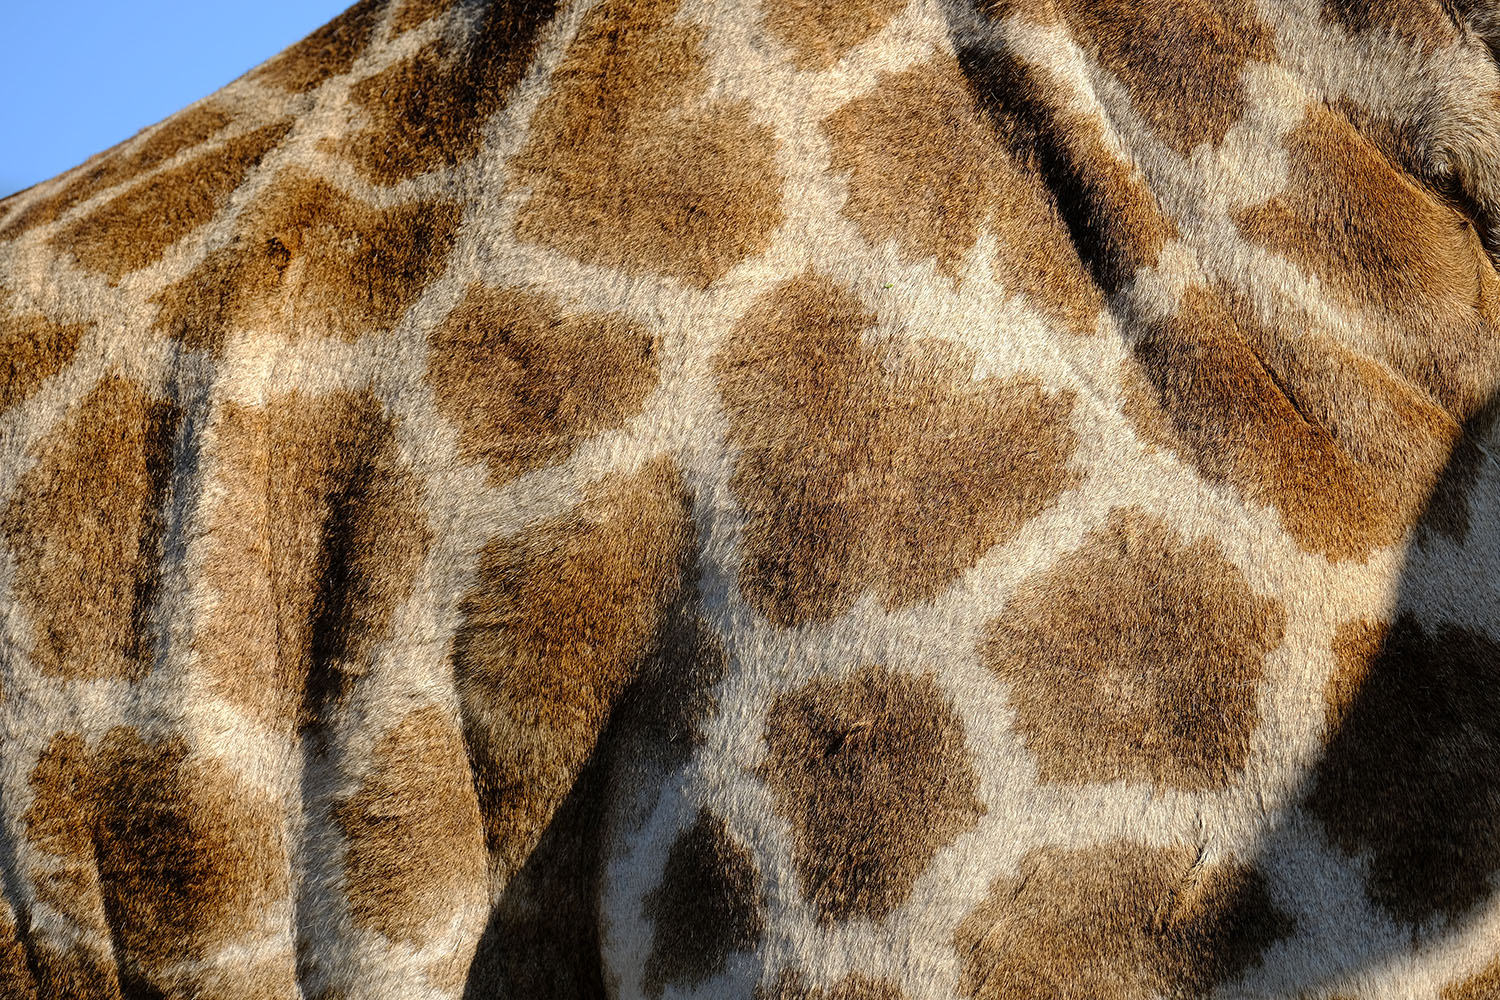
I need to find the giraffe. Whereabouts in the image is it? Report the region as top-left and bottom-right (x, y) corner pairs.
(1, 0), (1499, 996)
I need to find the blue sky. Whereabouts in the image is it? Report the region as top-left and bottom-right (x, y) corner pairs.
(2, 3), (351, 198)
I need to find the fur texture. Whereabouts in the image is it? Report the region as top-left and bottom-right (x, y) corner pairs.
(1, 0), (1500, 997)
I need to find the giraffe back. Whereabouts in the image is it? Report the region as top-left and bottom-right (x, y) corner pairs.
(2, 0), (1500, 997)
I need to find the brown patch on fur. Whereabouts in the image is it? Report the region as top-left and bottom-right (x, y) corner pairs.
(52, 120), (291, 280)
(1308, 616), (1500, 925)
(336, 706), (487, 943)
(341, 0), (558, 183)
(454, 458), (693, 876)
(642, 811), (764, 996)
(762, 0), (909, 68)
(716, 273), (1079, 626)
(1234, 105), (1500, 422)
(0, 901), (35, 999)
(758, 970), (910, 1000)
(760, 665), (985, 922)
(153, 170), (459, 352)
(1321, 0), (1458, 46)
(1124, 284), (1463, 559)
(824, 55), (1102, 330)
(955, 41), (1176, 295)
(426, 284), (661, 485)
(954, 843), (1292, 1000)
(0, 102), (234, 240)
(620, 592), (730, 777)
(0, 291), (87, 411)
(462, 734), (613, 1000)
(24, 729), (287, 989)
(1444, 958), (1500, 1000)
(195, 390), (431, 730)
(253, 0), (383, 93)
(3, 375), (178, 681)
(984, 507), (1284, 789)
(1030, 0), (1276, 155)
(392, 0), (454, 33)
(510, 0), (783, 287)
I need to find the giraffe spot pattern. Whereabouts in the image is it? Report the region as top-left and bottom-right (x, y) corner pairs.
(824, 54), (1102, 331)
(1123, 284), (1465, 559)
(759, 664), (985, 923)
(252, 0), (384, 93)
(715, 273), (1080, 626)
(761, 0), (910, 69)
(0, 290), (87, 413)
(1234, 104), (1500, 422)
(510, 0), (784, 287)
(618, 590), (730, 777)
(953, 843), (1293, 1000)
(2, 374), (179, 682)
(0, 900), (32, 999)
(984, 507), (1285, 790)
(464, 734), (614, 1000)
(51, 119), (292, 281)
(454, 457), (693, 876)
(195, 390), (432, 731)
(1321, 0), (1460, 47)
(425, 283), (661, 486)
(0, 101), (234, 241)
(642, 810), (764, 997)
(996, 0), (1276, 156)
(335, 705), (487, 944)
(339, 0), (559, 184)
(391, 0), (454, 34)
(1308, 615), (1500, 925)
(153, 170), (460, 351)
(24, 729), (288, 994)
(954, 38), (1176, 296)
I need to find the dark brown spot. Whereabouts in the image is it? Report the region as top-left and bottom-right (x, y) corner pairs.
(341, 0), (559, 183)
(642, 811), (763, 997)
(825, 55), (1101, 330)
(1017, 0), (1276, 155)
(760, 665), (985, 922)
(336, 706), (487, 944)
(1124, 284), (1463, 559)
(955, 40), (1175, 296)
(1321, 0), (1458, 47)
(0, 291), (87, 411)
(715, 273), (1079, 626)
(392, 0), (454, 33)
(0, 900), (35, 1000)
(1235, 105), (1500, 429)
(52, 120), (291, 280)
(762, 0), (909, 68)
(758, 969), (910, 1000)
(455, 458), (693, 876)
(954, 844), (1292, 1000)
(0, 102), (234, 241)
(3, 375), (179, 681)
(253, 0), (383, 93)
(462, 734), (613, 1000)
(195, 390), (432, 731)
(153, 170), (459, 352)
(24, 729), (288, 988)
(619, 590), (730, 776)
(510, 0), (784, 287)
(425, 284), (661, 486)
(1308, 615), (1500, 925)
(984, 507), (1284, 789)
